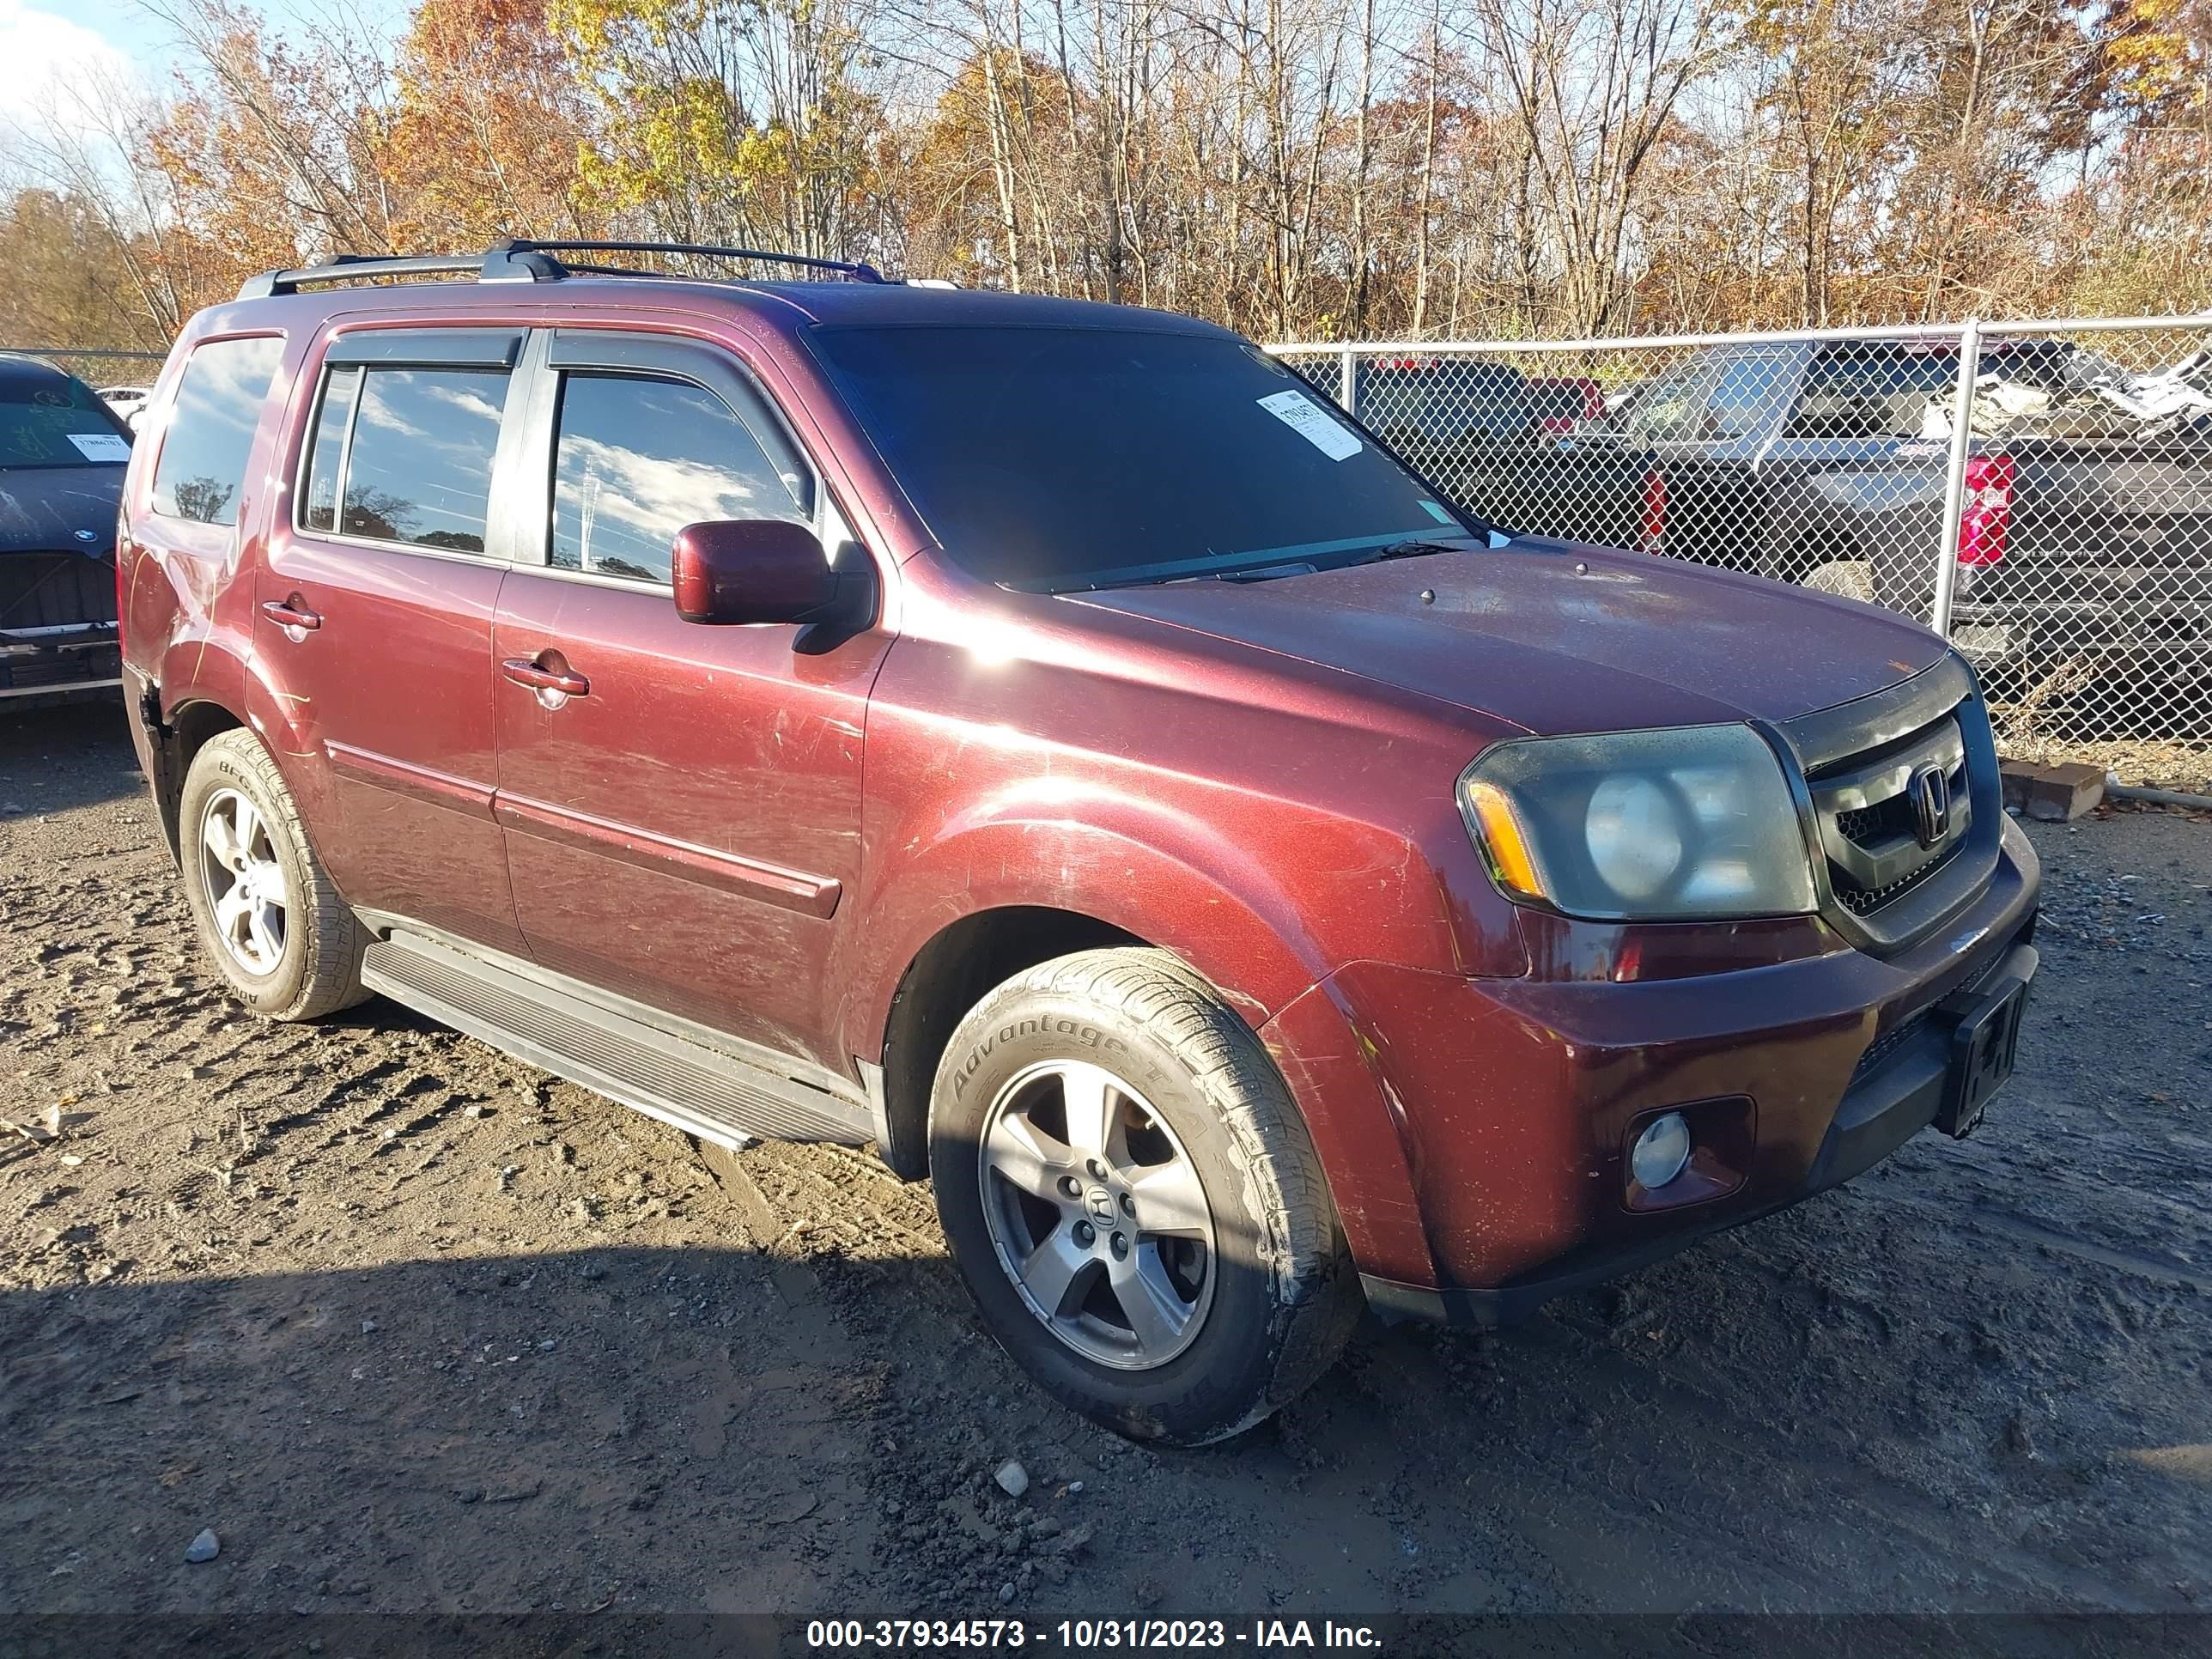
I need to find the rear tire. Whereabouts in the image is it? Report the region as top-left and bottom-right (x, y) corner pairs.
(179, 730), (367, 1022)
(928, 948), (1361, 1445)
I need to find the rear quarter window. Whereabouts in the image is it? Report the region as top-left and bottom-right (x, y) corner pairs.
(152, 336), (285, 526)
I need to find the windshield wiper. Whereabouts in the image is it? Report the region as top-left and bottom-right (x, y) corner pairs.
(1051, 556), (1322, 592)
(1035, 531), (1487, 594)
(1334, 535), (1483, 568)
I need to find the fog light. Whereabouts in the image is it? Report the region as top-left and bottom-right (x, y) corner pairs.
(1630, 1112), (1692, 1190)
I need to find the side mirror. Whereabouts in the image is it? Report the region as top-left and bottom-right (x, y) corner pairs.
(671, 519), (856, 627)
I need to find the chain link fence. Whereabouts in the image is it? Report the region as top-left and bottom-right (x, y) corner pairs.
(14, 333), (2212, 785)
(3, 346), (166, 387)
(1273, 320), (2212, 793)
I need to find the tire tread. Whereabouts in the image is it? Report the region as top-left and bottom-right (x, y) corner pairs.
(186, 730), (368, 1022)
(954, 946), (1361, 1442)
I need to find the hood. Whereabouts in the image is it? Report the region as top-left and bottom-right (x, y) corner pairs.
(0, 464), (124, 558)
(1067, 540), (1949, 736)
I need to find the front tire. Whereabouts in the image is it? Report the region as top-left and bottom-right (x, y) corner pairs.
(928, 949), (1360, 1445)
(179, 729), (367, 1021)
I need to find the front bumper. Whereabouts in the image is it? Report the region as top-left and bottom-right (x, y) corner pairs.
(1262, 817), (2041, 1318)
(1362, 934), (2038, 1325)
(0, 621), (123, 701)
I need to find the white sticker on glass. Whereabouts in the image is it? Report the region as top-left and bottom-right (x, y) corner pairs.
(1257, 390), (1362, 461)
(68, 432), (131, 463)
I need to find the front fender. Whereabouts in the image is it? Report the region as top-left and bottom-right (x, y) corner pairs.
(838, 793), (1324, 1059)
(836, 801), (1449, 1279)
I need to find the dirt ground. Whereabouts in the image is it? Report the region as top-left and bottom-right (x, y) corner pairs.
(3, 700), (2209, 1633)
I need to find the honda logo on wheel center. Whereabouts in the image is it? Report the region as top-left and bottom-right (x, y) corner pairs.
(1086, 1188), (1117, 1225)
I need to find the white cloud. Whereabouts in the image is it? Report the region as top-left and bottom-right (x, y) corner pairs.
(0, 3), (139, 146)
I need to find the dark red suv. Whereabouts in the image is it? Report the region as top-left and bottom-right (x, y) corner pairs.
(118, 241), (2039, 1443)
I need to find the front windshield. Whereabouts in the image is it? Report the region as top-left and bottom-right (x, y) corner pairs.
(0, 372), (132, 470)
(808, 325), (1474, 590)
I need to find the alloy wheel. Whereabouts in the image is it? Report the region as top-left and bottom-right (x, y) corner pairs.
(976, 1059), (1217, 1370)
(199, 787), (289, 976)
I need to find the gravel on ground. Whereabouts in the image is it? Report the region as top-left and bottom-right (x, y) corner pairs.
(3, 702), (2208, 1625)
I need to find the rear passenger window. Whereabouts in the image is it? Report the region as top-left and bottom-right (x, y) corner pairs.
(313, 366), (511, 553)
(550, 373), (810, 585)
(152, 336), (284, 526)
(1789, 351), (1954, 439)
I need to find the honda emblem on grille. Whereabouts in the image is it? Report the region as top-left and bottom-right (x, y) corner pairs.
(1908, 763), (1953, 848)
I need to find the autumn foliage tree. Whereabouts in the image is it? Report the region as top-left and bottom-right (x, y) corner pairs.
(549, 0), (886, 260)
(386, 0), (596, 247)
(4, 0), (2210, 349)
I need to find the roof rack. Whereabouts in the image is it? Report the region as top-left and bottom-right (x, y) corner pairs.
(236, 239), (886, 301)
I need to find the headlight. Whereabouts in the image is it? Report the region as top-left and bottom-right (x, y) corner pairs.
(1459, 725), (1816, 921)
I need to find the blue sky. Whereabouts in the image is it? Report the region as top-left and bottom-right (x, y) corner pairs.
(79, 1), (416, 68)
(1, 0), (414, 124)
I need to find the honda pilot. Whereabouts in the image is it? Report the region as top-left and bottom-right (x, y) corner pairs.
(118, 240), (2039, 1443)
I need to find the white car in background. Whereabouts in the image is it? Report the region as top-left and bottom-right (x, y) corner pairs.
(97, 386), (153, 430)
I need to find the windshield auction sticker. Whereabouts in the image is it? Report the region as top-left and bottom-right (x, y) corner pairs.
(1257, 389), (1362, 460)
(68, 432), (131, 462)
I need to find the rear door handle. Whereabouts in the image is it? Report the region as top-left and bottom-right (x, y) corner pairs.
(260, 598), (322, 633)
(501, 656), (590, 698)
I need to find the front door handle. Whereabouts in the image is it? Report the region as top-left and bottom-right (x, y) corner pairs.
(501, 656), (590, 698)
(260, 598), (322, 634)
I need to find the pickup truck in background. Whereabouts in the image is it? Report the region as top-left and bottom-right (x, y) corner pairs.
(1528, 375), (1605, 434)
(1358, 355), (1539, 453)
(1395, 338), (2212, 723)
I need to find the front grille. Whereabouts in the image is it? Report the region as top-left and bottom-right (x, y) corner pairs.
(1781, 655), (1996, 951)
(1833, 846), (1960, 915)
(1849, 1009), (1929, 1084)
(1807, 711), (1972, 920)
(0, 553), (118, 631)
(0, 639), (121, 692)
(1834, 783), (1944, 849)
(1833, 803), (1885, 843)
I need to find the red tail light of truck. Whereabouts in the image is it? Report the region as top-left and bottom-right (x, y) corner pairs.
(1956, 453), (2015, 568)
(1639, 465), (1667, 553)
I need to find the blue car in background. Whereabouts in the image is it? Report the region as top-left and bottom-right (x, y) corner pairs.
(0, 353), (131, 707)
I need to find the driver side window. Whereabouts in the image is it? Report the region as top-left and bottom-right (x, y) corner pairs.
(550, 372), (811, 585)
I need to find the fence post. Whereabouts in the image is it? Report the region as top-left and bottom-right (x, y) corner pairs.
(1337, 347), (1357, 415)
(1930, 317), (1981, 636)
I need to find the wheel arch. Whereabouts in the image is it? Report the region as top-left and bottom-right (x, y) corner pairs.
(140, 631), (322, 864)
(872, 905), (1146, 1178)
(149, 698), (249, 860)
(846, 812), (1334, 1180)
